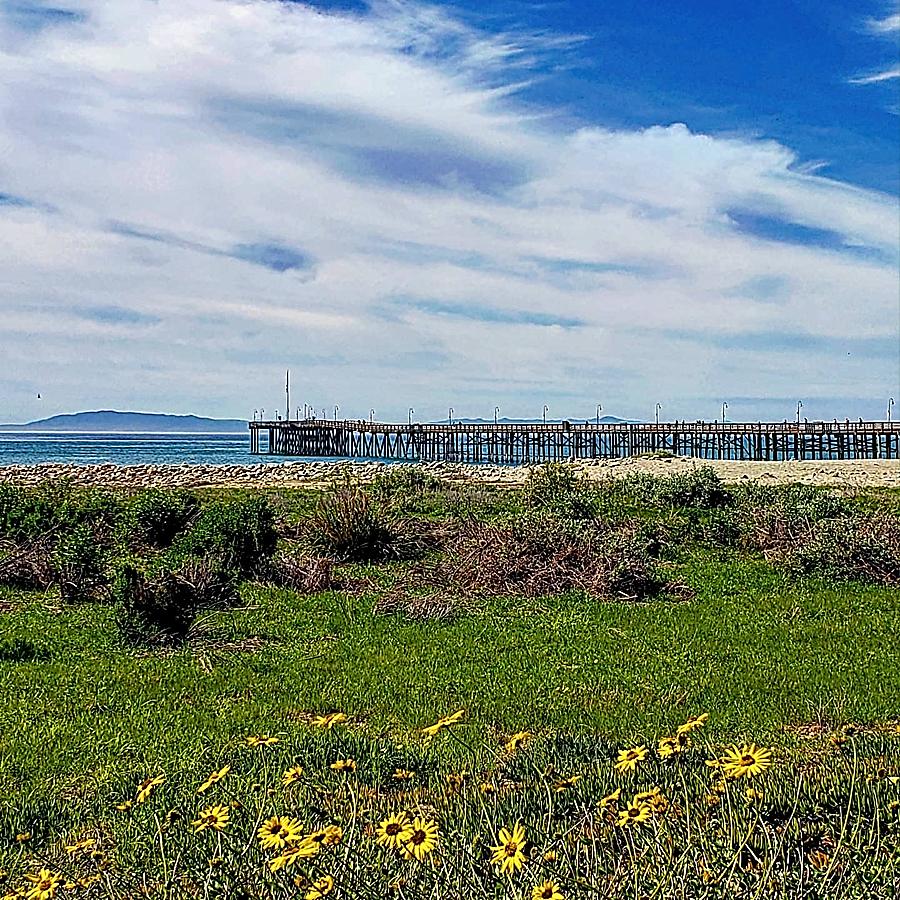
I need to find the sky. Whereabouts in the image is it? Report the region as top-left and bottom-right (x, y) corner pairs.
(0, 0), (898, 424)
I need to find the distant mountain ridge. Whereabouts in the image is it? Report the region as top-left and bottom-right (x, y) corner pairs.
(0, 410), (247, 433)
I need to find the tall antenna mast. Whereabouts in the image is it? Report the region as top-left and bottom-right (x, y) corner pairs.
(285, 369), (290, 422)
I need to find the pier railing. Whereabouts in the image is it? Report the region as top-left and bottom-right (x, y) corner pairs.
(248, 419), (900, 463)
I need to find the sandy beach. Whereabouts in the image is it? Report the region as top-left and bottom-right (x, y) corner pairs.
(0, 457), (898, 490)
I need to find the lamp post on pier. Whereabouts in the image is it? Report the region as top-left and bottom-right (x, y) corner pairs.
(796, 401), (803, 424)
(369, 408), (375, 424)
(494, 406), (500, 425)
(408, 408), (415, 426)
(596, 404), (602, 425)
(542, 405), (549, 425)
(448, 407), (454, 425)
(655, 403), (662, 426)
(334, 405), (339, 421)
(888, 398), (895, 422)
(722, 402), (728, 423)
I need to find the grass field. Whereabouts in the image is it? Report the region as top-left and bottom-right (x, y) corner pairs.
(1, 470), (898, 898)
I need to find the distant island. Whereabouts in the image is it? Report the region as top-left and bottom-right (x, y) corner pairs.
(0, 410), (248, 433)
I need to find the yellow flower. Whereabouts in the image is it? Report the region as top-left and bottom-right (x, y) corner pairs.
(614, 746), (647, 774)
(115, 800), (133, 812)
(305, 875), (335, 899)
(311, 712), (347, 729)
(192, 805), (230, 832)
(598, 787), (621, 810)
(282, 765), (305, 787)
(553, 775), (582, 792)
(505, 731), (533, 753)
(718, 743), (773, 779)
(268, 840), (320, 872)
(135, 774), (165, 803)
(745, 787), (764, 803)
(64, 837), (96, 855)
(658, 733), (689, 758)
(421, 709), (465, 738)
(309, 825), (343, 846)
(532, 881), (564, 900)
(198, 765), (230, 794)
(676, 713), (709, 735)
(246, 734), (279, 747)
(23, 870), (61, 900)
(392, 768), (415, 781)
(480, 781), (496, 795)
(376, 813), (414, 850)
(257, 816), (304, 850)
(446, 771), (468, 790)
(402, 817), (439, 861)
(490, 822), (527, 875)
(330, 758), (357, 773)
(616, 799), (651, 827)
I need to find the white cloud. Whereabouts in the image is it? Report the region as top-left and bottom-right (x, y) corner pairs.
(867, 11), (900, 33)
(849, 65), (900, 84)
(0, 0), (897, 423)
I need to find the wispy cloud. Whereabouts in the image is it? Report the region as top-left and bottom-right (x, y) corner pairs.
(849, 65), (900, 84)
(0, 0), (896, 421)
(866, 11), (900, 33)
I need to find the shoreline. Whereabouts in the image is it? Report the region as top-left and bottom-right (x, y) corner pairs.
(0, 457), (898, 489)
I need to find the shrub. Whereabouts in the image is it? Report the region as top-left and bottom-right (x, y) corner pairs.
(0, 540), (55, 590)
(622, 466), (731, 509)
(178, 495), (277, 574)
(114, 556), (237, 646)
(440, 516), (666, 601)
(371, 468), (443, 502)
(307, 484), (423, 562)
(126, 489), (199, 548)
(52, 524), (108, 603)
(523, 463), (598, 519)
(260, 551), (337, 593)
(786, 514), (900, 586)
(733, 483), (853, 553)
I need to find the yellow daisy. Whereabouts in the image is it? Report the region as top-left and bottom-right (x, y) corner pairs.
(402, 817), (439, 861)
(23, 870), (61, 900)
(246, 735), (279, 747)
(598, 787), (621, 810)
(658, 733), (689, 758)
(421, 709), (465, 738)
(198, 765), (230, 794)
(676, 713), (709, 735)
(311, 712), (347, 729)
(309, 825), (344, 846)
(330, 758), (357, 773)
(532, 882), (564, 900)
(553, 775), (582, 793)
(135, 774), (165, 803)
(614, 746), (648, 774)
(392, 768), (415, 782)
(192, 805), (230, 832)
(376, 812), (413, 850)
(282, 765), (305, 787)
(257, 816), (304, 850)
(505, 731), (533, 753)
(268, 839), (320, 872)
(490, 822), (527, 875)
(305, 875), (335, 899)
(719, 743), (773, 779)
(64, 837), (96, 855)
(616, 799), (651, 827)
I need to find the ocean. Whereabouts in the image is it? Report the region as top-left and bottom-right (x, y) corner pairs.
(0, 432), (265, 466)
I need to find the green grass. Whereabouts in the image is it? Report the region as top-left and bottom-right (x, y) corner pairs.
(1, 477), (898, 897)
(2, 549), (897, 805)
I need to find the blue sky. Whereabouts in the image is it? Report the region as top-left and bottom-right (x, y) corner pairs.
(0, 0), (897, 423)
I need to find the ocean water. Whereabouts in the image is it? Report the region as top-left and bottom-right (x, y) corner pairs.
(0, 432), (267, 466)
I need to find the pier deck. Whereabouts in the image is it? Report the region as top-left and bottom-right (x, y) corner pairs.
(249, 419), (900, 463)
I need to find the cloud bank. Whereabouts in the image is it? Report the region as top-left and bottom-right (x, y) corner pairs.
(0, 0), (897, 423)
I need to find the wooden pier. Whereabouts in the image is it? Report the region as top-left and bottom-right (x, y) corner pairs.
(249, 419), (900, 463)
